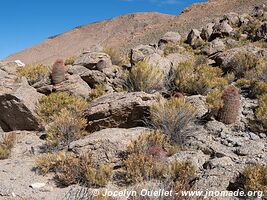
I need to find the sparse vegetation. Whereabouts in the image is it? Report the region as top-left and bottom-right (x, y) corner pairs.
(150, 98), (196, 144)
(255, 94), (267, 130)
(104, 48), (127, 66)
(16, 64), (50, 84)
(35, 151), (113, 187)
(64, 56), (77, 65)
(123, 61), (164, 93)
(243, 165), (267, 197)
(0, 132), (16, 160)
(90, 84), (107, 101)
(206, 88), (224, 115)
(36, 92), (88, 125)
(170, 61), (228, 95)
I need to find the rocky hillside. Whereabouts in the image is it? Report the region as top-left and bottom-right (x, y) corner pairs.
(4, 0), (266, 65)
(0, 3), (267, 200)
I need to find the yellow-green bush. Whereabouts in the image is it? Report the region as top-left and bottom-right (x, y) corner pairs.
(243, 165), (267, 197)
(206, 88), (224, 115)
(123, 61), (164, 93)
(150, 98), (195, 144)
(256, 94), (267, 129)
(163, 43), (185, 56)
(17, 64), (50, 84)
(0, 132), (16, 160)
(239, 17), (261, 38)
(36, 92), (88, 125)
(64, 56), (77, 65)
(171, 61), (227, 95)
(46, 108), (87, 148)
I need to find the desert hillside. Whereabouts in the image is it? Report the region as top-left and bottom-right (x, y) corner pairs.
(4, 0), (266, 65)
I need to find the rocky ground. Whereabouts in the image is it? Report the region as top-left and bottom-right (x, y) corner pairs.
(0, 3), (267, 200)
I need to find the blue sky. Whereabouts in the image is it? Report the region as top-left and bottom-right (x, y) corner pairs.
(0, 0), (206, 59)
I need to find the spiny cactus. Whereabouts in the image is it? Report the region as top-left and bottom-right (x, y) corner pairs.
(51, 59), (65, 84)
(217, 85), (240, 124)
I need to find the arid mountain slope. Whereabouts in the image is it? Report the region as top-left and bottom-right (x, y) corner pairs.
(4, 0), (266, 65)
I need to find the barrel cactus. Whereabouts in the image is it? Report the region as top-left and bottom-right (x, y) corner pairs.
(51, 59), (65, 84)
(217, 85), (240, 124)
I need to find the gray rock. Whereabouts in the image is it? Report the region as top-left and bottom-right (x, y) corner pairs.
(144, 53), (172, 75)
(85, 92), (161, 132)
(187, 29), (204, 48)
(204, 157), (234, 169)
(186, 95), (208, 118)
(223, 12), (240, 27)
(158, 32), (181, 47)
(0, 76), (43, 131)
(210, 21), (233, 40)
(54, 74), (91, 99)
(69, 127), (148, 165)
(168, 150), (209, 170)
(74, 52), (112, 71)
(256, 22), (267, 41)
(0, 61), (24, 75)
(201, 23), (215, 41)
(236, 140), (265, 156)
(130, 44), (157, 64)
(202, 38), (226, 55)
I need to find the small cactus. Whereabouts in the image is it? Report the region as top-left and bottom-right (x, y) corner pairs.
(217, 85), (240, 124)
(51, 59), (65, 84)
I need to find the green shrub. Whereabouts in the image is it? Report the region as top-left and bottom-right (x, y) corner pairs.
(171, 61), (227, 95)
(163, 43), (184, 56)
(150, 98), (196, 144)
(0, 132), (16, 160)
(243, 165), (267, 197)
(123, 61), (164, 93)
(36, 92), (88, 125)
(239, 17), (261, 38)
(16, 64), (50, 84)
(206, 88), (224, 115)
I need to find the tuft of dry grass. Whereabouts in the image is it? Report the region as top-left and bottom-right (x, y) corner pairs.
(0, 132), (16, 160)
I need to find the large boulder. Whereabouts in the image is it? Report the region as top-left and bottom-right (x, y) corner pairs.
(0, 75), (43, 131)
(201, 23), (215, 41)
(223, 12), (240, 27)
(144, 53), (172, 75)
(0, 60), (24, 75)
(202, 38), (226, 55)
(158, 32), (181, 47)
(210, 21), (233, 40)
(256, 22), (267, 41)
(74, 52), (112, 71)
(54, 74), (91, 99)
(130, 44), (157, 64)
(85, 92), (161, 132)
(187, 29), (204, 48)
(69, 127), (149, 165)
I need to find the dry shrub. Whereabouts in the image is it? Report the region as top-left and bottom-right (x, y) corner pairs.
(64, 56), (77, 65)
(150, 98), (196, 144)
(239, 17), (261, 38)
(104, 48), (128, 66)
(0, 132), (16, 160)
(127, 131), (180, 157)
(46, 108), (87, 148)
(36, 92), (88, 125)
(123, 61), (164, 93)
(206, 88), (224, 115)
(124, 152), (165, 183)
(163, 43), (185, 56)
(35, 152), (113, 187)
(243, 165), (267, 197)
(170, 61), (227, 95)
(35, 151), (66, 174)
(228, 52), (259, 79)
(256, 94), (267, 130)
(16, 64), (50, 84)
(90, 84), (107, 101)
